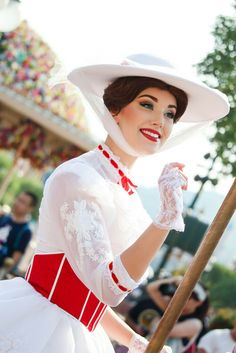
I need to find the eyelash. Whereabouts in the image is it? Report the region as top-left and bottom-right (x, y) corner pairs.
(139, 101), (154, 110)
(140, 101), (176, 120)
(164, 111), (176, 120)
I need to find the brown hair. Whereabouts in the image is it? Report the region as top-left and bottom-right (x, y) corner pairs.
(103, 76), (188, 123)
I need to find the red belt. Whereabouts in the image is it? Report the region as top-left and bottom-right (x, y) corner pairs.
(25, 253), (107, 332)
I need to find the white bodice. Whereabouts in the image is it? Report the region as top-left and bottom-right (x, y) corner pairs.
(35, 144), (152, 306)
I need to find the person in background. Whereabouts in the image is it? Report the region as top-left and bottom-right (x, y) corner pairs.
(0, 191), (38, 270)
(146, 276), (210, 353)
(197, 320), (236, 353)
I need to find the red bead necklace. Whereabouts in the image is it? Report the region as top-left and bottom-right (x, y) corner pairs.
(98, 144), (137, 195)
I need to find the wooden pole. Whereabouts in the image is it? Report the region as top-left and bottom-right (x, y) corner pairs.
(146, 179), (236, 353)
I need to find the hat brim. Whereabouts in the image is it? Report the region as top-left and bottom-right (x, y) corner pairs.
(68, 64), (230, 123)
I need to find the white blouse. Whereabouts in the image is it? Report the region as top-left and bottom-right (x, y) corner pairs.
(36, 144), (152, 307)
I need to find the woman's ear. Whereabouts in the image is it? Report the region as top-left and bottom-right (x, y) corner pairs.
(111, 112), (120, 124)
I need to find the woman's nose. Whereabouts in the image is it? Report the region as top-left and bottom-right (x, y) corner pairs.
(152, 111), (164, 127)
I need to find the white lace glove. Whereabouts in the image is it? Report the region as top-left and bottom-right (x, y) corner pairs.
(153, 163), (187, 232)
(128, 334), (172, 353)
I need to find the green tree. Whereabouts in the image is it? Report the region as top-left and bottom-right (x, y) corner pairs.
(0, 151), (43, 219)
(201, 263), (236, 309)
(196, 4), (236, 176)
(0, 151), (12, 170)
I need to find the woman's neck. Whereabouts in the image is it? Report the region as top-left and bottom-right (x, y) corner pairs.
(105, 136), (137, 169)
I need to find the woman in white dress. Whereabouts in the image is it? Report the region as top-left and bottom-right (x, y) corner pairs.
(0, 54), (229, 353)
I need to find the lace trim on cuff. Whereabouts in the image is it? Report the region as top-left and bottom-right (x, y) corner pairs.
(153, 210), (185, 232)
(104, 256), (140, 295)
(153, 219), (185, 232)
(108, 261), (131, 292)
(128, 334), (149, 353)
(113, 256), (142, 289)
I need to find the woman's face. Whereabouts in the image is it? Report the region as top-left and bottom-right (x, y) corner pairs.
(182, 298), (202, 315)
(113, 87), (177, 155)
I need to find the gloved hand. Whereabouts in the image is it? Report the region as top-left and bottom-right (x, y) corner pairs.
(153, 163), (187, 232)
(128, 334), (172, 353)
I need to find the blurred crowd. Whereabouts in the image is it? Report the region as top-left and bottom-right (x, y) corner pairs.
(112, 275), (236, 353)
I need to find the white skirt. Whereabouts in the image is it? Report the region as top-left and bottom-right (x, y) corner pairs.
(0, 278), (115, 353)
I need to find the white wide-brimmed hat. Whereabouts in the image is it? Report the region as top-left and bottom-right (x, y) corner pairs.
(67, 54), (230, 156)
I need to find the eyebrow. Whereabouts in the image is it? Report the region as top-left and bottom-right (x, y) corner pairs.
(138, 94), (177, 110)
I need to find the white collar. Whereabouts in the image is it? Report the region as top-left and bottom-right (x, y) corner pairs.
(94, 143), (137, 195)
(95, 143), (130, 175)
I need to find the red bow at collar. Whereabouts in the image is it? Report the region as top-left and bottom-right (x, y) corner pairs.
(120, 175), (137, 195)
(98, 144), (138, 196)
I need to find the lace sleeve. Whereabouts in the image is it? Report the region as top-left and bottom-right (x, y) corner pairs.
(46, 167), (141, 307)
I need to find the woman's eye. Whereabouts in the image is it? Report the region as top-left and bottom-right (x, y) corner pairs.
(140, 101), (154, 110)
(165, 111), (176, 120)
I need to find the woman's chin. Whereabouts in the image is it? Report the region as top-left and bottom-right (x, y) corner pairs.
(145, 141), (164, 155)
(135, 144), (162, 156)
(138, 137), (165, 155)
